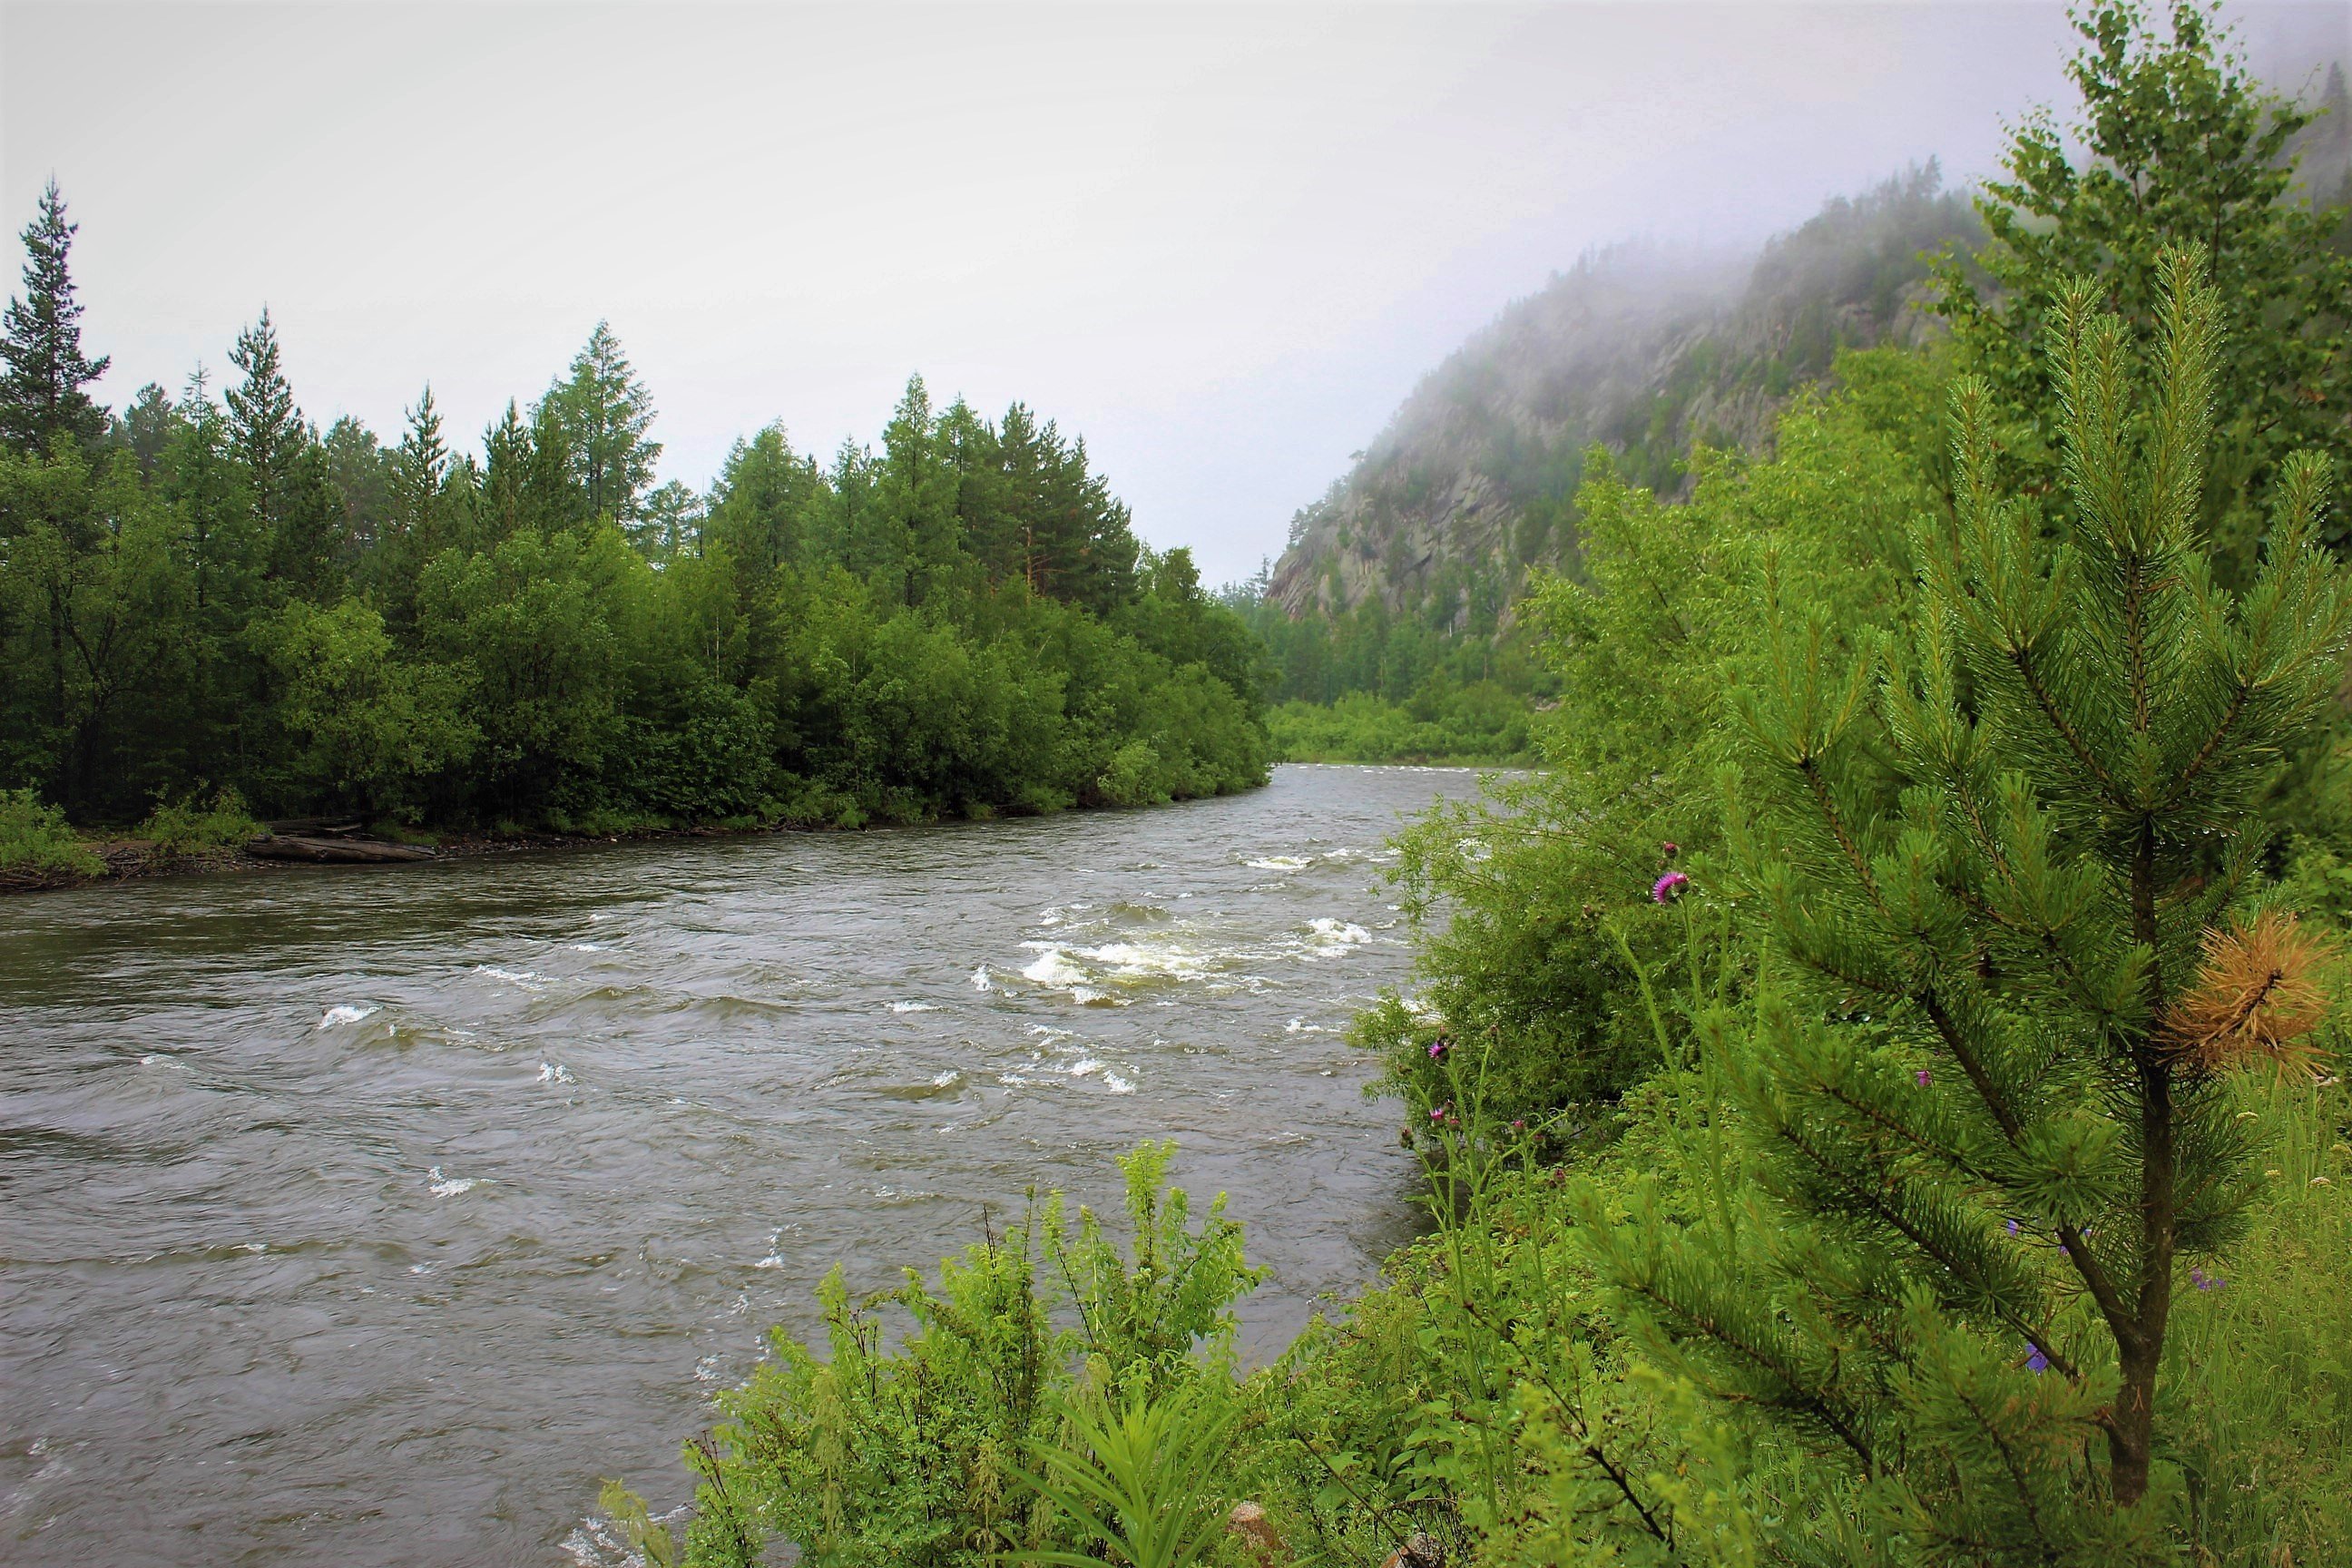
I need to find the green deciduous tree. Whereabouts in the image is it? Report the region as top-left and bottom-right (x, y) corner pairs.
(1935, 0), (2352, 567)
(1585, 257), (2352, 1556)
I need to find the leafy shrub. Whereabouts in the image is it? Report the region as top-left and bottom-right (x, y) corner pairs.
(1094, 740), (1167, 808)
(0, 789), (102, 880)
(136, 789), (260, 858)
(611, 1142), (1259, 1567)
(1009, 1382), (1240, 1568)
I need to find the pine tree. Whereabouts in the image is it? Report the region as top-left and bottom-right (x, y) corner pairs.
(226, 309), (305, 539)
(391, 385), (448, 540)
(1584, 253), (2352, 1558)
(549, 320), (659, 523)
(876, 375), (963, 606)
(481, 399), (534, 543)
(0, 179), (111, 453)
(118, 382), (179, 481)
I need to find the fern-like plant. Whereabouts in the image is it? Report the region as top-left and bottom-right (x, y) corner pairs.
(1009, 1384), (1238, 1568)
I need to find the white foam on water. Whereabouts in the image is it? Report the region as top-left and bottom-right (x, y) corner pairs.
(1078, 940), (1211, 980)
(1247, 854), (1311, 871)
(1302, 918), (1374, 959)
(889, 1001), (941, 1014)
(1103, 1073), (1136, 1094)
(568, 943), (606, 953)
(138, 1053), (190, 1069)
(536, 1062), (574, 1084)
(1019, 946), (1087, 987)
(473, 965), (547, 990)
(931, 1070), (961, 1088)
(235, 1241), (267, 1253)
(970, 965), (993, 991)
(426, 1165), (478, 1197)
(1067, 1056), (1104, 1078)
(318, 1004), (380, 1029)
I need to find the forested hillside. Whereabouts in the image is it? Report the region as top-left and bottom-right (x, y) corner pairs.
(1246, 55), (2352, 763)
(0, 198), (1268, 863)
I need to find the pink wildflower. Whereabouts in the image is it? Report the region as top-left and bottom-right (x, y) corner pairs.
(1652, 870), (1690, 904)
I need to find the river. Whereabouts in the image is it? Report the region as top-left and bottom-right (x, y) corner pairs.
(0, 764), (1494, 1566)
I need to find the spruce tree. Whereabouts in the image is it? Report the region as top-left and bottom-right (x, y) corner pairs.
(1584, 253), (2352, 1559)
(0, 179), (111, 453)
(226, 309), (305, 539)
(550, 320), (659, 523)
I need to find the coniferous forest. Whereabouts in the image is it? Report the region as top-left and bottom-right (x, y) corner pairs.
(0, 198), (1268, 861)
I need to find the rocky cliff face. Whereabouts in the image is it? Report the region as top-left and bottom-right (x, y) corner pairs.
(1268, 167), (1975, 623)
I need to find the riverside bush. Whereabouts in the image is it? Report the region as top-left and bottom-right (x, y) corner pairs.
(134, 789), (260, 859)
(608, 1143), (1259, 1568)
(0, 787), (100, 880)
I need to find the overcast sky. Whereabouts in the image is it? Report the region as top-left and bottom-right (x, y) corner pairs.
(4, 2), (2346, 583)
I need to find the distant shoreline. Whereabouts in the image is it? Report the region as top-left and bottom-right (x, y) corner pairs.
(3, 772), (1346, 897)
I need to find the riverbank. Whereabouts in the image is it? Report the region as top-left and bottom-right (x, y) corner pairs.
(0, 779), (1289, 897)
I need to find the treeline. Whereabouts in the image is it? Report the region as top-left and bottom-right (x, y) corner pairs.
(1221, 577), (1550, 763)
(0, 205), (1268, 836)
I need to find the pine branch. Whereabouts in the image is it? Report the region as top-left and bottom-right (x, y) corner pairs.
(1762, 1113), (2076, 1382)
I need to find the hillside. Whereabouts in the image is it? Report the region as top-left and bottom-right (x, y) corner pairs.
(1267, 59), (2351, 632)
(1265, 165), (1977, 624)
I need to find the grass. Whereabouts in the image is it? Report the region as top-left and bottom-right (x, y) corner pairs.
(2165, 1069), (2352, 1564)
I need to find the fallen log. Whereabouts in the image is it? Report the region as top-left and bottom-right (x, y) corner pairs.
(246, 834), (436, 864)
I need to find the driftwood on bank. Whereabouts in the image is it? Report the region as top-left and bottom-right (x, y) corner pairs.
(245, 834), (436, 865)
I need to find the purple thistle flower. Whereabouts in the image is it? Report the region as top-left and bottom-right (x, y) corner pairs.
(2025, 1344), (2049, 1374)
(1916, 1068), (1932, 1087)
(1652, 870), (1690, 905)
(1428, 1036), (1451, 1060)
(2006, 1219), (2020, 1237)
(1661, 840), (1680, 859)
(1429, 1106), (1446, 1122)
(2190, 1267), (2222, 1292)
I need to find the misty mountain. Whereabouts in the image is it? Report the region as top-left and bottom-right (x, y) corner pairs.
(1268, 61), (2351, 627)
(1264, 165), (1975, 622)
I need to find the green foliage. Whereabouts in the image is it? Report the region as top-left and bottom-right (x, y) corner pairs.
(0, 786), (100, 879)
(2163, 1071), (2352, 1563)
(1265, 686), (1534, 766)
(1577, 260), (2352, 1556)
(134, 788), (260, 859)
(619, 1142), (1260, 1568)
(1365, 354), (1942, 1138)
(1934, 0), (2352, 569)
(0, 204), (1269, 833)
(1009, 1384), (1239, 1568)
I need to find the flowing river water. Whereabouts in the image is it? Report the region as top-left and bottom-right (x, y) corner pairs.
(1, 764), (1494, 1566)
